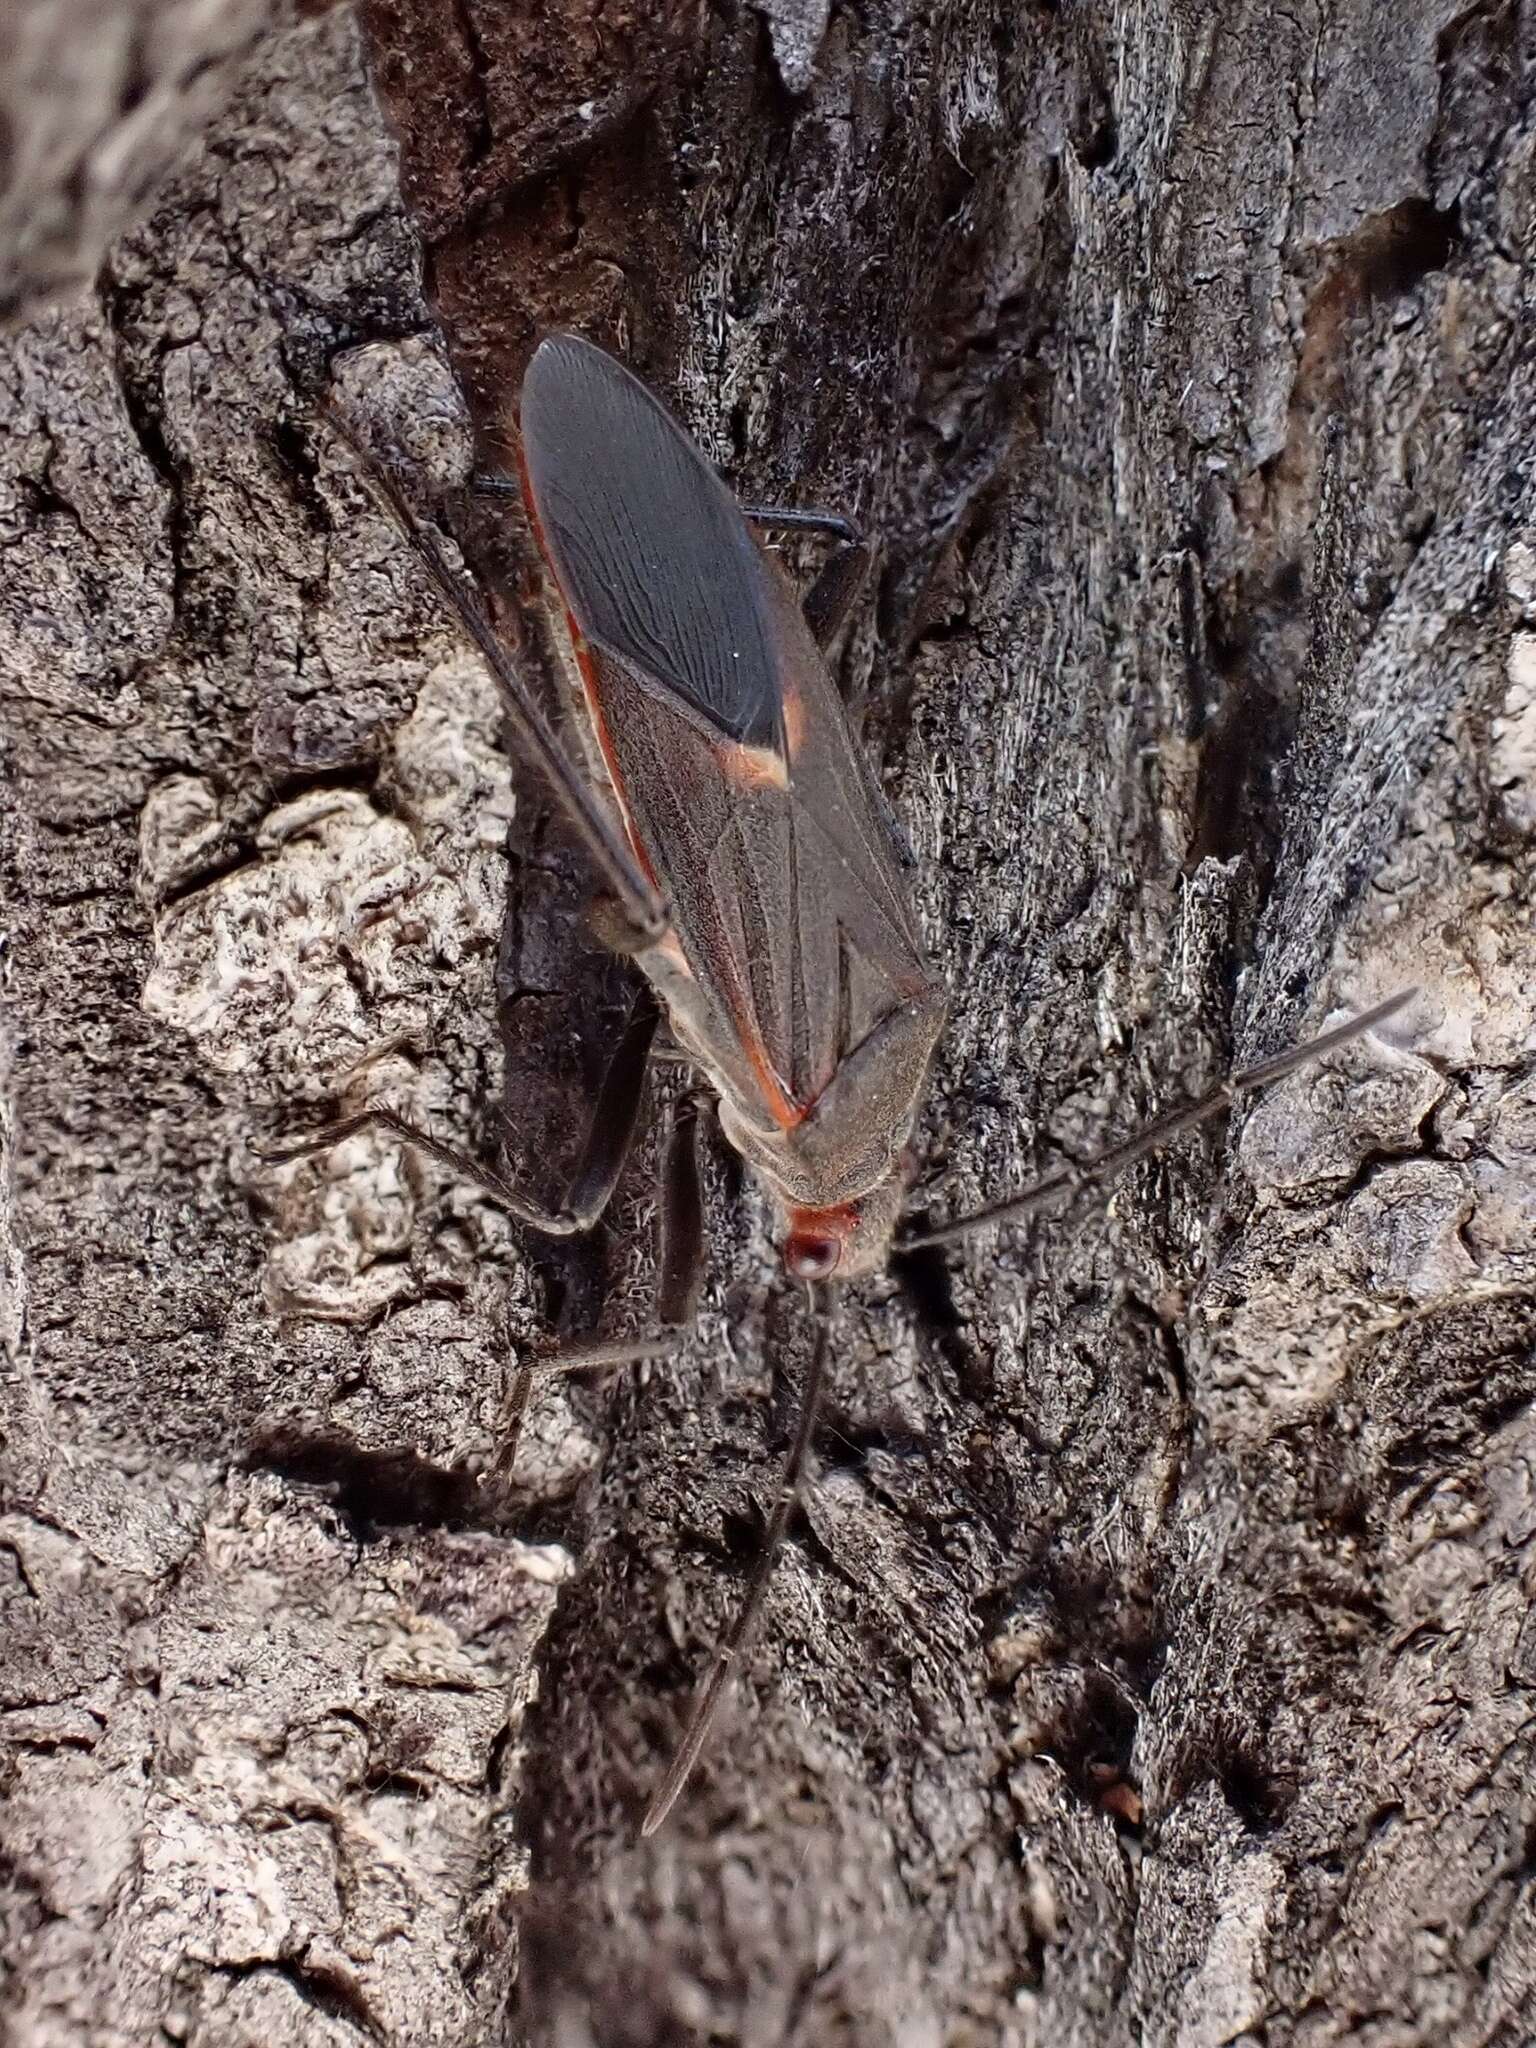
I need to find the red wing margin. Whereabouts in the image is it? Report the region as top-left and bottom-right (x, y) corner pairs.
(522, 335), (785, 753)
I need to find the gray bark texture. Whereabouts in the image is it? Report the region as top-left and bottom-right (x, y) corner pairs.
(2, 2), (1534, 2044)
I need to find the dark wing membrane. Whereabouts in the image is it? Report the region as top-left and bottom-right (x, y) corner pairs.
(522, 335), (783, 751)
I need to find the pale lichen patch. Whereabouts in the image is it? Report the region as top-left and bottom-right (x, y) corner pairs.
(262, 1123), (419, 1323)
(1491, 632), (1536, 835)
(141, 654), (513, 1323)
(1237, 1017), (1441, 1192)
(1464, 1074), (1536, 1270)
(142, 786), (431, 1085)
(141, 653), (510, 1089)
(136, 773), (238, 902)
(1343, 1158), (1477, 1300)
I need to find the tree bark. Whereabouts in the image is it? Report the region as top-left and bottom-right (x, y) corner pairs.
(3, 4), (1534, 2046)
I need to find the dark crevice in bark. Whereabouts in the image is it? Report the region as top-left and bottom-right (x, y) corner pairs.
(243, 1426), (492, 1537)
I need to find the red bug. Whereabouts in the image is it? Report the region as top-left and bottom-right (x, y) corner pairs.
(268, 334), (1414, 1834)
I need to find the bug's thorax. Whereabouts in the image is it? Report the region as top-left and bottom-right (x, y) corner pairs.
(781, 1171), (913, 1282)
(707, 1076), (921, 1280)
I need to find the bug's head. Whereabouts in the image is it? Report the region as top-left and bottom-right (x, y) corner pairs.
(781, 1171), (909, 1284)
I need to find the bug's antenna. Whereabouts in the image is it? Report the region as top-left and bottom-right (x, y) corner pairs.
(902, 988), (1419, 1251)
(641, 1282), (834, 1838)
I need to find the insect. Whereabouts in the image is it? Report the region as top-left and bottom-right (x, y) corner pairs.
(267, 333), (1413, 1835)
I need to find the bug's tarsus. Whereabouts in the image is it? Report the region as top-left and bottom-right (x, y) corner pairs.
(738, 503), (861, 545)
(741, 501), (870, 652)
(469, 472), (520, 499)
(903, 987), (1420, 1251)
(489, 1331), (677, 1491)
(524, 1334), (680, 1376)
(641, 1280), (834, 1838)
(325, 405), (668, 947)
(491, 1356), (537, 1490)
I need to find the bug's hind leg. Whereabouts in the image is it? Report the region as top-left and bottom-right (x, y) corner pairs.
(255, 984), (661, 1238)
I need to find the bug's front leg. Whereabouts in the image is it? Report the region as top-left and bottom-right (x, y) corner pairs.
(328, 410), (667, 949)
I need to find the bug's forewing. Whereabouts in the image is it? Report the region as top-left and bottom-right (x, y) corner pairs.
(522, 336), (783, 752)
(521, 335), (935, 1131)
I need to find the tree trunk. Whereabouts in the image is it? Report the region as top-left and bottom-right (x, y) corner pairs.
(4, 3), (1533, 2045)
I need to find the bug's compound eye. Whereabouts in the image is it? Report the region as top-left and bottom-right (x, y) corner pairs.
(783, 1227), (842, 1281)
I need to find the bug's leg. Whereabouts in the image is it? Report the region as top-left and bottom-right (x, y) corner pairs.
(739, 503), (859, 543)
(542, 985), (661, 1231)
(642, 1279), (834, 1837)
(477, 488), (858, 540)
(513, 1084), (708, 1371)
(801, 541), (872, 651)
(655, 1090), (709, 1330)
(473, 489), (867, 642)
(489, 1084), (710, 1484)
(902, 988), (1420, 1250)
(742, 503), (870, 652)
(470, 472), (520, 498)
(257, 986), (660, 1239)
(326, 409), (666, 948)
